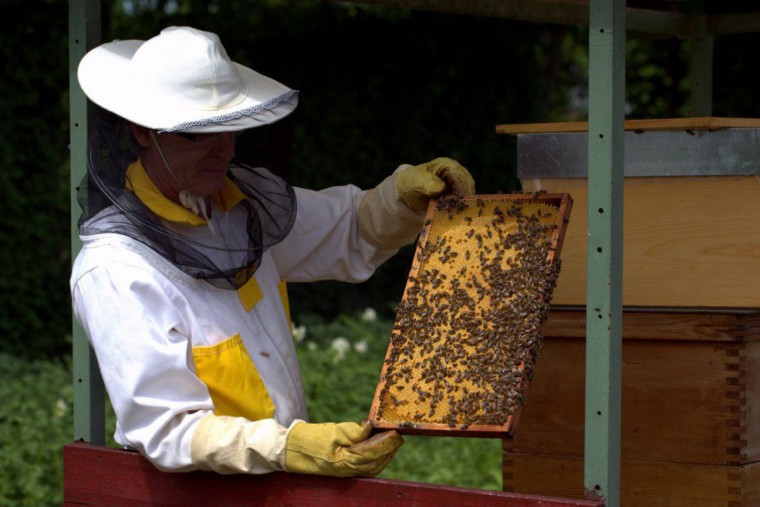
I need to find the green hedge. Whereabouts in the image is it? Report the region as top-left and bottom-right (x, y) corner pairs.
(0, 353), (73, 506)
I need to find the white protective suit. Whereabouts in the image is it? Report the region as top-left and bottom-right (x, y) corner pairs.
(70, 162), (421, 473)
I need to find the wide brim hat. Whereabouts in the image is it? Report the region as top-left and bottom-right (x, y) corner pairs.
(78, 26), (298, 133)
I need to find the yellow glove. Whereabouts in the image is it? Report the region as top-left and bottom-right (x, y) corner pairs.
(396, 157), (476, 211)
(285, 420), (403, 477)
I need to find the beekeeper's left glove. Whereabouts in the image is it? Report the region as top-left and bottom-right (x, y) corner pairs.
(396, 157), (475, 211)
(357, 158), (475, 250)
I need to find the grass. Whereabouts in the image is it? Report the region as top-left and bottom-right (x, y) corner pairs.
(1, 310), (501, 506)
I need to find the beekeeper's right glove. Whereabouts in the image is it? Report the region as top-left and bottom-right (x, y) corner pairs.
(284, 419), (403, 477)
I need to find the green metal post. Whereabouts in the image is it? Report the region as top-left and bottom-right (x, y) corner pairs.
(689, 13), (713, 116)
(69, 0), (105, 444)
(585, 0), (624, 505)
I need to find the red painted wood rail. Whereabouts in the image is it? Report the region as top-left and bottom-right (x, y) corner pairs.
(64, 442), (604, 506)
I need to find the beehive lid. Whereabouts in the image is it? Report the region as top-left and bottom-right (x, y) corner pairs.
(368, 193), (573, 437)
(497, 118), (760, 178)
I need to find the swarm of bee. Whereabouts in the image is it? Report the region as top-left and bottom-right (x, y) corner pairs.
(376, 195), (561, 430)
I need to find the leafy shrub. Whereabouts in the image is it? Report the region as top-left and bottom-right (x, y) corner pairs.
(0, 353), (73, 506)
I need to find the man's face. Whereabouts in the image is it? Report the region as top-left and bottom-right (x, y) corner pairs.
(133, 125), (237, 201)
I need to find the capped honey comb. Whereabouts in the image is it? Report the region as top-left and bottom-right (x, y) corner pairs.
(368, 193), (572, 437)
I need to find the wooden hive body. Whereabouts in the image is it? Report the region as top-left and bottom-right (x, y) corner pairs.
(502, 309), (760, 506)
(521, 175), (760, 308)
(498, 117), (760, 309)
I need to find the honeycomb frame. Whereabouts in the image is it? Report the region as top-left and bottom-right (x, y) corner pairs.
(368, 193), (572, 438)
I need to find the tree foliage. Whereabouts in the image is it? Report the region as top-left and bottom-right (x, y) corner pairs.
(11, 1), (760, 358)
(0, 0), (71, 359)
(0, 353), (73, 505)
(103, 1), (583, 320)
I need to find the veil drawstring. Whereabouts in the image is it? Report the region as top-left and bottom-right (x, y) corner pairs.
(150, 130), (217, 236)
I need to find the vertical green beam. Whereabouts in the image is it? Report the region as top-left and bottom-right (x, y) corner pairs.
(585, 0), (624, 505)
(69, 0), (105, 444)
(689, 13), (713, 116)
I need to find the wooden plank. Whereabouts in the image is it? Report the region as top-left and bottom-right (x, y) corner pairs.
(63, 442), (603, 507)
(743, 460), (760, 504)
(742, 337), (760, 462)
(542, 309), (748, 342)
(509, 334), (751, 464)
(521, 176), (760, 308)
(496, 117), (760, 134)
(744, 317), (760, 342)
(345, 0), (691, 35)
(710, 12), (760, 35)
(503, 452), (756, 506)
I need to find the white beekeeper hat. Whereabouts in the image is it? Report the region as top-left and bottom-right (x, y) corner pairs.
(77, 26), (298, 133)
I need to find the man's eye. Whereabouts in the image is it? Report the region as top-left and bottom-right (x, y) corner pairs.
(177, 132), (200, 142)
(172, 131), (238, 143)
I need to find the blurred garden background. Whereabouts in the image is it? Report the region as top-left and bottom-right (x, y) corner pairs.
(3, 0), (760, 504)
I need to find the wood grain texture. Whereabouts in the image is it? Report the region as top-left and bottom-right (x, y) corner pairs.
(496, 117), (760, 134)
(510, 337), (743, 463)
(520, 176), (760, 308)
(509, 310), (760, 465)
(63, 442), (604, 507)
(541, 309), (754, 342)
(741, 331), (760, 462)
(502, 309), (760, 505)
(502, 451), (759, 507)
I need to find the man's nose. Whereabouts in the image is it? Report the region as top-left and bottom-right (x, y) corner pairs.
(212, 133), (236, 158)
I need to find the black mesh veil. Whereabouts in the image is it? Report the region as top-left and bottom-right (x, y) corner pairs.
(77, 106), (297, 290)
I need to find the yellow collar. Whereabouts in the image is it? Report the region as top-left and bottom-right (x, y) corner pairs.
(125, 159), (248, 225)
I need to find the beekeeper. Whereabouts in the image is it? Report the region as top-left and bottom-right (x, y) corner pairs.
(70, 26), (475, 477)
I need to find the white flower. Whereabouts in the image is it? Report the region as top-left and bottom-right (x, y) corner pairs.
(361, 307), (377, 322)
(291, 323), (307, 343)
(331, 336), (351, 362)
(331, 337), (350, 353)
(307, 342), (318, 351)
(55, 398), (68, 419)
(354, 340), (369, 354)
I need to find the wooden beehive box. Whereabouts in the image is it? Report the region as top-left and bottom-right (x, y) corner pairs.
(502, 308), (760, 506)
(495, 117), (760, 504)
(368, 193), (572, 437)
(497, 117), (760, 308)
